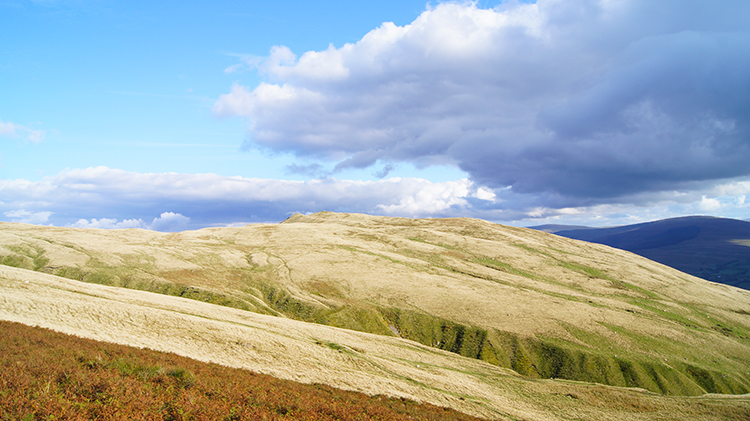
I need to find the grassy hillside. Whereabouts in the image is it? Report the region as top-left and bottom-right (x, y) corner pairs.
(1, 212), (750, 400)
(547, 216), (750, 290)
(3, 264), (750, 420)
(0, 320), (482, 421)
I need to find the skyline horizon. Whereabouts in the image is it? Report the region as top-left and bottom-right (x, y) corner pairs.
(3, 0), (749, 231)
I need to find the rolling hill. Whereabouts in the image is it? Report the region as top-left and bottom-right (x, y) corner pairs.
(535, 216), (750, 290)
(2, 211), (750, 419)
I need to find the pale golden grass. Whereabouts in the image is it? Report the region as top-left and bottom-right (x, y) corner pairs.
(1, 213), (750, 419)
(2, 214), (750, 350)
(2, 264), (749, 421)
(2, 213), (750, 360)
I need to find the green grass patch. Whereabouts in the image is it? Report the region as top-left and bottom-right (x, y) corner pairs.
(0, 245), (49, 271)
(712, 322), (750, 340)
(380, 308), (492, 360)
(627, 299), (705, 330)
(558, 261), (612, 280)
(406, 237), (460, 251)
(556, 261), (658, 298)
(511, 244), (556, 259)
(475, 257), (541, 281)
(596, 322), (750, 394)
(485, 325), (750, 396)
(337, 245), (408, 266)
(320, 341), (346, 351)
(474, 257), (602, 305)
(49, 264), (256, 312)
(616, 280), (660, 299)
(0, 253), (33, 270)
(256, 280), (325, 321)
(318, 306), (395, 337)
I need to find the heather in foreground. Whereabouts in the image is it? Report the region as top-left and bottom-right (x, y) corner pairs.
(0, 321), (481, 421)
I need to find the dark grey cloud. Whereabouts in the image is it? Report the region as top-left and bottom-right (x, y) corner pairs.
(285, 162), (327, 177)
(373, 163), (395, 179)
(215, 0), (750, 210)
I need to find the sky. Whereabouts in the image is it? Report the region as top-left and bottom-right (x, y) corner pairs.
(2, 0), (750, 231)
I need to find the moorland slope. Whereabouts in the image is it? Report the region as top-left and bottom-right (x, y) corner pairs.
(3, 264), (750, 420)
(1, 212), (750, 418)
(0, 320), (483, 421)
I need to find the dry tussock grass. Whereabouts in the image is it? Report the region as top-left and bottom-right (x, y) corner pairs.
(2, 265), (750, 420)
(1, 212), (750, 419)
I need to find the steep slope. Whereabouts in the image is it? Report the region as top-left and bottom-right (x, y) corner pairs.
(1, 212), (749, 397)
(3, 265), (750, 420)
(0, 320), (483, 421)
(545, 216), (750, 290)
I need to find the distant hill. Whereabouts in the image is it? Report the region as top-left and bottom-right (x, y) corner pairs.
(525, 224), (591, 234)
(2, 212), (750, 419)
(534, 216), (750, 290)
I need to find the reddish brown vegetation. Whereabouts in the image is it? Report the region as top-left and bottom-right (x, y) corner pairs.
(0, 321), (482, 421)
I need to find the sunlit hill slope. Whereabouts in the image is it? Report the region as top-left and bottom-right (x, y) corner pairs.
(2, 212), (750, 419)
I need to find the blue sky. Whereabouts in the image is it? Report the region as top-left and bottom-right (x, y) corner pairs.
(2, 0), (749, 231)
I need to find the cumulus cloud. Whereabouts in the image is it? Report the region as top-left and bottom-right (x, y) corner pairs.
(0, 167), (499, 229)
(1, 167), (748, 230)
(376, 179), (472, 215)
(0, 119), (45, 143)
(71, 217), (147, 230)
(4, 209), (53, 224)
(698, 196), (722, 213)
(149, 212), (191, 231)
(475, 187), (496, 202)
(70, 212), (191, 232)
(215, 0), (750, 211)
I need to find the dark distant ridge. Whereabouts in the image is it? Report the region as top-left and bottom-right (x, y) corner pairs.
(527, 224), (591, 234)
(532, 216), (750, 291)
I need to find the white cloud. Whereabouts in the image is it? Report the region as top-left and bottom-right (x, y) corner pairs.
(0, 167), (497, 228)
(376, 179), (471, 215)
(71, 218), (147, 230)
(70, 212), (190, 232)
(149, 212), (190, 232)
(216, 0), (750, 213)
(0, 119), (45, 143)
(698, 196), (722, 213)
(4, 209), (53, 224)
(712, 180), (750, 197)
(2, 167), (749, 230)
(223, 53), (264, 74)
(474, 187), (496, 202)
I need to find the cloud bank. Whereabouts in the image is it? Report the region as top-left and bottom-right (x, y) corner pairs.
(0, 167), (500, 230)
(1, 167), (749, 231)
(215, 0), (750, 210)
(70, 212), (191, 231)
